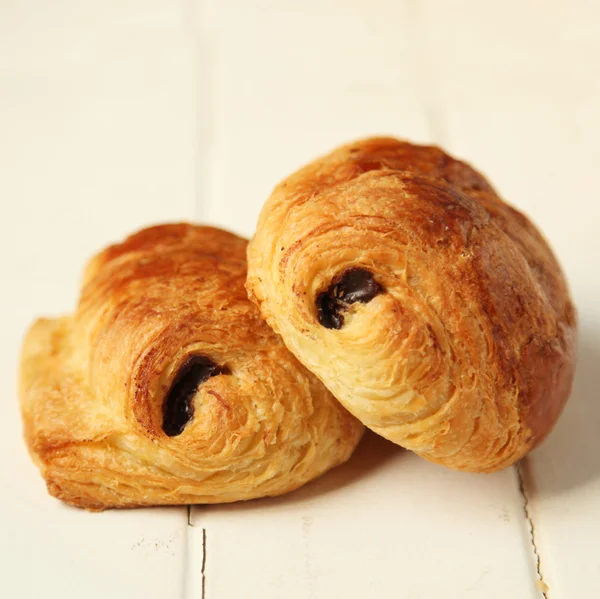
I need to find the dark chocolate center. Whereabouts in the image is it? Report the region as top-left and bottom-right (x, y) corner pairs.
(162, 355), (226, 436)
(316, 268), (382, 330)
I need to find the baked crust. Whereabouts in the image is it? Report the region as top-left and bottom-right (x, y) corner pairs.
(247, 137), (577, 472)
(20, 224), (363, 509)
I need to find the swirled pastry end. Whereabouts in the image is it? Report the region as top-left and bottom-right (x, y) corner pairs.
(20, 224), (363, 509)
(246, 137), (577, 473)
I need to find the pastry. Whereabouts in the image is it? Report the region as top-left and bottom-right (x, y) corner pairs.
(246, 137), (577, 472)
(20, 224), (363, 509)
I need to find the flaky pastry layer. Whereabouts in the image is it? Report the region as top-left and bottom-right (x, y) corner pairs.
(246, 137), (577, 472)
(20, 224), (363, 509)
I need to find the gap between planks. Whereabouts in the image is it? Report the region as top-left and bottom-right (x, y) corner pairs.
(517, 460), (550, 598)
(184, 506), (207, 599)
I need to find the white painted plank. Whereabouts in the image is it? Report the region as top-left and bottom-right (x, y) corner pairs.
(200, 0), (433, 238)
(417, 1), (600, 596)
(193, 434), (538, 599)
(193, 2), (539, 596)
(0, 2), (197, 597)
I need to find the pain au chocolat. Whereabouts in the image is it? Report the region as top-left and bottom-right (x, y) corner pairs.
(246, 137), (577, 472)
(20, 224), (363, 509)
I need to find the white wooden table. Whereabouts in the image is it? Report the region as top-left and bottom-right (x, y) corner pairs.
(1, 2), (598, 597)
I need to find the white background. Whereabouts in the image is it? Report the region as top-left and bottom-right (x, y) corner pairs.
(1, 1), (599, 598)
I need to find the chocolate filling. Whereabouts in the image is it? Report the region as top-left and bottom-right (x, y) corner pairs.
(316, 268), (382, 330)
(162, 355), (226, 436)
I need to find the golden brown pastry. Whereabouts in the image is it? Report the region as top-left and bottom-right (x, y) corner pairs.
(20, 224), (363, 509)
(247, 137), (577, 472)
